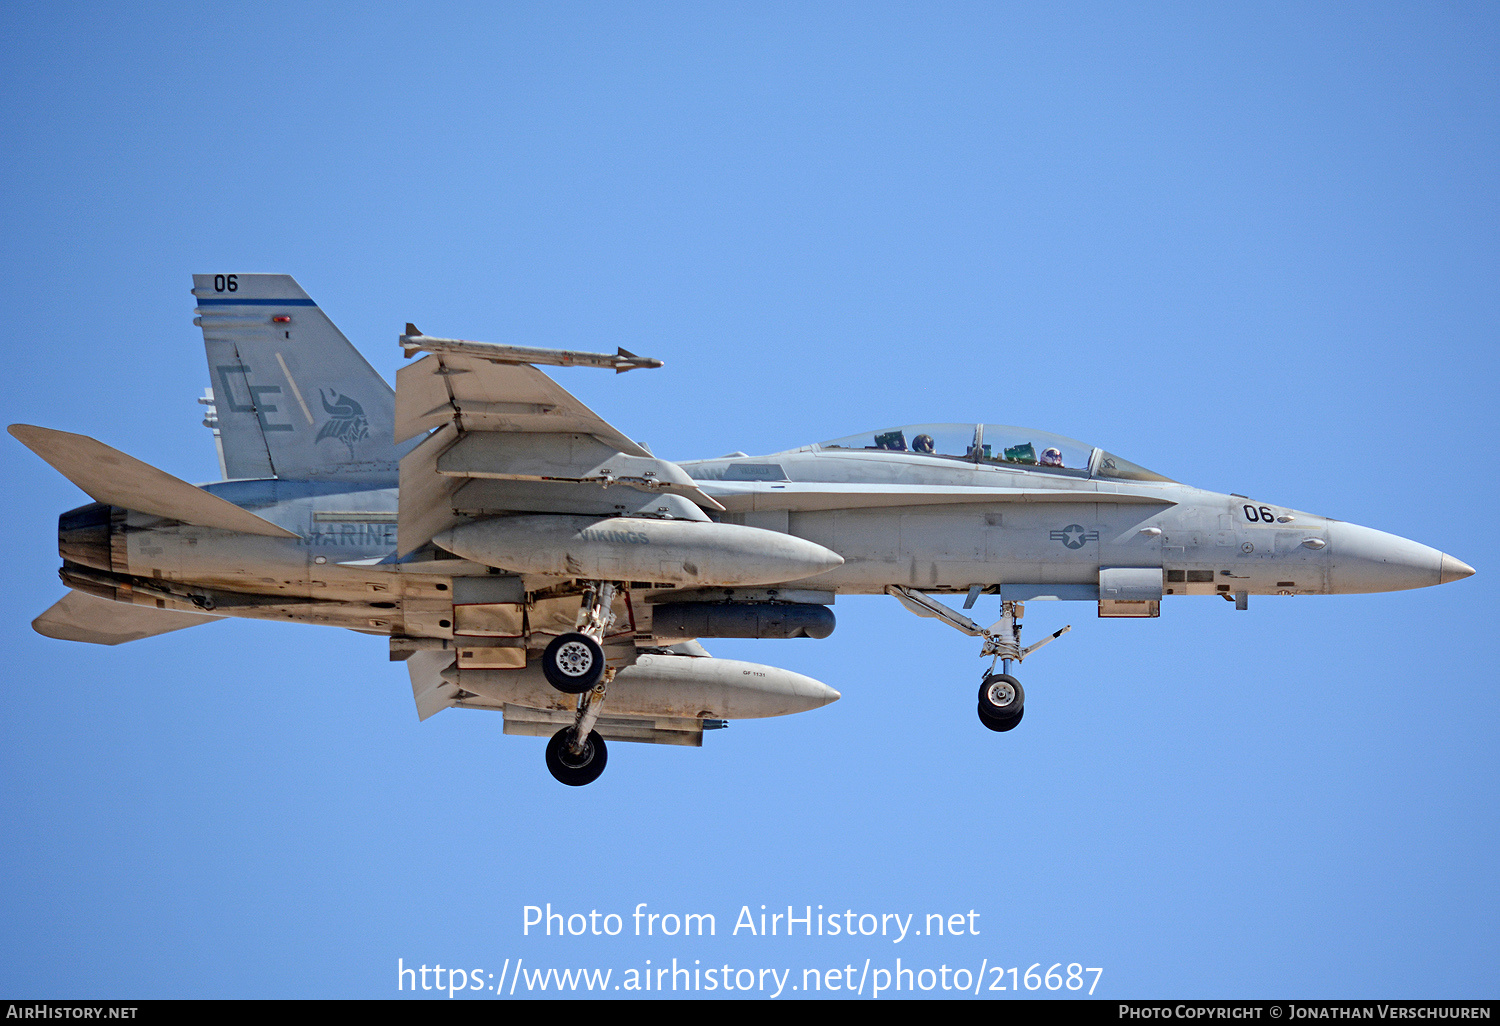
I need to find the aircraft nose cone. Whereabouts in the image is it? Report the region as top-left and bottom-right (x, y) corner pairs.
(1440, 554), (1476, 585)
(1326, 522), (1447, 593)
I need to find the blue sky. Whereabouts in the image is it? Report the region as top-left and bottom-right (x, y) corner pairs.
(1, 2), (1496, 999)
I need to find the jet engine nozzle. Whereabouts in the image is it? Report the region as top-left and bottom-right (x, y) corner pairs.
(57, 502), (118, 573)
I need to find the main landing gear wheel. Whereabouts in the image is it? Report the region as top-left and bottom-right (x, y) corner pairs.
(977, 673), (1025, 732)
(545, 727), (608, 786)
(542, 632), (605, 693)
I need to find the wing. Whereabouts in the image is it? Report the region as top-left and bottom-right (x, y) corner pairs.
(391, 341), (832, 757)
(394, 352), (722, 555)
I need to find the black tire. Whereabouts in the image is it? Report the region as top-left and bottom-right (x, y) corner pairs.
(545, 727), (609, 786)
(542, 633), (605, 693)
(977, 673), (1024, 718)
(978, 703), (1025, 732)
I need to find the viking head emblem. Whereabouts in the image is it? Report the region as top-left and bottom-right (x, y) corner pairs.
(316, 389), (370, 458)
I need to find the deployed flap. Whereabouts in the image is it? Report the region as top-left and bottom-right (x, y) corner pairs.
(10, 425), (298, 538)
(33, 590), (221, 645)
(395, 353), (650, 454)
(192, 273), (411, 483)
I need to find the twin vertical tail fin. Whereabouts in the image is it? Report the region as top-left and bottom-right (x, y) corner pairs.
(192, 274), (408, 483)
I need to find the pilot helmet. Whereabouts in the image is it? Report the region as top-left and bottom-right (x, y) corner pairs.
(1040, 447), (1063, 467)
(913, 434), (936, 454)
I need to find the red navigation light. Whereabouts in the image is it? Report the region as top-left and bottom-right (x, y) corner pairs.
(272, 316), (291, 323)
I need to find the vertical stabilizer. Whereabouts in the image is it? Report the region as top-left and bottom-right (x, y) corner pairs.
(192, 274), (409, 483)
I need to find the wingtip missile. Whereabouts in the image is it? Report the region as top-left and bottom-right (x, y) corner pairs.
(398, 329), (663, 372)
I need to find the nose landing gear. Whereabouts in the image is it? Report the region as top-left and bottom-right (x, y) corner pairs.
(887, 587), (1070, 733)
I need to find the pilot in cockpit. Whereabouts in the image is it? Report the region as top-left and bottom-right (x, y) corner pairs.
(912, 433), (936, 454)
(1040, 447), (1064, 468)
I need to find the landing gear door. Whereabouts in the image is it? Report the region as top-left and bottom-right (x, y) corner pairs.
(1098, 567), (1162, 618)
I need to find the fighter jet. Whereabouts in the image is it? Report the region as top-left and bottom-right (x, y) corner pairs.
(11, 274), (1476, 785)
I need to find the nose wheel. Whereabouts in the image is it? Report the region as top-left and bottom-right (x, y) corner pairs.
(978, 672), (1025, 731)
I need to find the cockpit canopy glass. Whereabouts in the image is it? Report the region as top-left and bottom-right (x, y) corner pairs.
(819, 424), (979, 460)
(814, 424), (1173, 482)
(1094, 451), (1174, 483)
(974, 425), (1092, 473)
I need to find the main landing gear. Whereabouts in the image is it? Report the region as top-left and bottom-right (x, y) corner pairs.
(542, 582), (620, 786)
(887, 587), (1070, 734)
(544, 675), (612, 786)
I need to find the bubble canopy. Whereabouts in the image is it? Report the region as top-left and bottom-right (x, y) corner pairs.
(809, 423), (1173, 482)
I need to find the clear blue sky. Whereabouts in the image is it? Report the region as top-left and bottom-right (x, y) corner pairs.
(2, 2), (1496, 999)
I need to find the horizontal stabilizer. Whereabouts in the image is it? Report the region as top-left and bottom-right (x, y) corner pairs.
(33, 590), (222, 646)
(10, 425), (298, 538)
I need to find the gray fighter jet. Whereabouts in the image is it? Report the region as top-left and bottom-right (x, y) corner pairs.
(11, 274), (1476, 785)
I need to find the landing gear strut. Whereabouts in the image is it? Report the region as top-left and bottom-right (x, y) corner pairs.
(545, 677), (612, 786)
(886, 587), (1070, 734)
